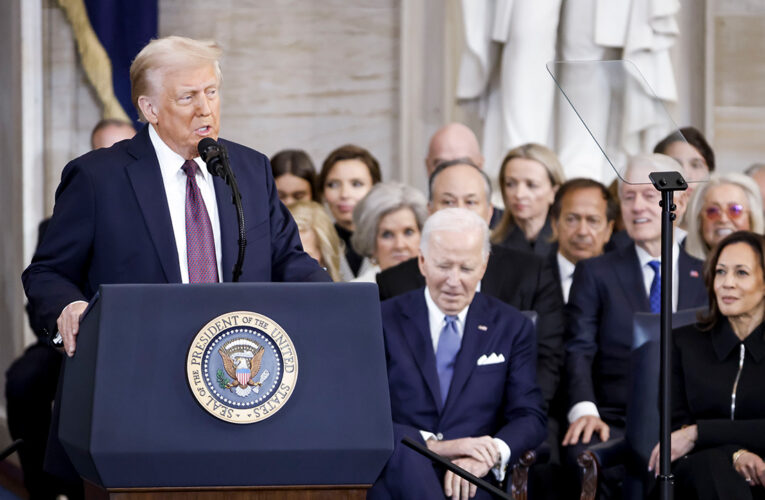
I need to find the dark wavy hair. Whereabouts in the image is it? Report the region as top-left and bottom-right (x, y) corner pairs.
(270, 149), (318, 201)
(318, 144), (382, 200)
(698, 231), (765, 329)
(654, 126), (715, 172)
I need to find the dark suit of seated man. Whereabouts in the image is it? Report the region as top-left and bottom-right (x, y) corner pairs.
(22, 36), (329, 359)
(370, 208), (546, 500)
(376, 159), (565, 409)
(561, 154), (707, 498)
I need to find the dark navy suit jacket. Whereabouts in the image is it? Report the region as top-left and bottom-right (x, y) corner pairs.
(22, 125), (328, 336)
(382, 289), (547, 459)
(376, 245), (565, 408)
(564, 243), (707, 424)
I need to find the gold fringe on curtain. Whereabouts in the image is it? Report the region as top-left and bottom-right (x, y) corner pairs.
(56, 0), (132, 122)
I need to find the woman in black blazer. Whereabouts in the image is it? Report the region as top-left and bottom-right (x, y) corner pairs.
(648, 231), (765, 499)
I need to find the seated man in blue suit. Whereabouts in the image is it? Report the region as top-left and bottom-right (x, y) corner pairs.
(561, 154), (707, 496)
(22, 36), (329, 358)
(370, 208), (546, 500)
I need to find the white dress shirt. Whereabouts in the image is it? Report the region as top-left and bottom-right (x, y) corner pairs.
(149, 125), (223, 283)
(634, 241), (680, 313)
(556, 252), (576, 304)
(421, 288), (511, 481)
(567, 241), (681, 424)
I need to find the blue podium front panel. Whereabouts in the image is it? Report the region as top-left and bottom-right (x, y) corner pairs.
(58, 283), (393, 488)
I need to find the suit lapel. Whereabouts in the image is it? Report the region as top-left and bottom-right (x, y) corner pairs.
(614, 245), (649, 312)
(444, 293), (494, 411)
(678, 248), (705, 309)
(400, 292), (443, 412)
(213, 174), (237, 283)
(125, 127), (181, 283)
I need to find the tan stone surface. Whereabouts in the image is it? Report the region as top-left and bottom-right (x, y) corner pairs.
(714, 16), (765, 108)
(160, 0), (400, 179)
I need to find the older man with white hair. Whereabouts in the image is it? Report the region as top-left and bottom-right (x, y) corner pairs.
(23, 36), (329, 358)
(370, 208), (546, 500)
(561, 154), (707, 497)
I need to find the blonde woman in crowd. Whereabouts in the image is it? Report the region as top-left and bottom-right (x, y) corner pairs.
(287, 201), (343, 282)
(492, 143), (565, 257)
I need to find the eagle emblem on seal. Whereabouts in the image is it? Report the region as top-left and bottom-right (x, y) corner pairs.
(218, 338), (271, 397)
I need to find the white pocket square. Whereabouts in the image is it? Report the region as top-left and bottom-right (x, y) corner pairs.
(476, 353), (506, 366)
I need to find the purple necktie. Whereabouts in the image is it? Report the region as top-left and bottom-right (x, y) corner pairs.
(181, 160), (219, 283)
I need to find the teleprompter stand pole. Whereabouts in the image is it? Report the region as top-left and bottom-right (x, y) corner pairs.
(402, 437), (511, 499)
(648, 171), (688, 500)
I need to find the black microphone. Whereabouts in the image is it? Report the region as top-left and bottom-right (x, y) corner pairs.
(196, 137), (247, 282)
(197, 137), (226, 178)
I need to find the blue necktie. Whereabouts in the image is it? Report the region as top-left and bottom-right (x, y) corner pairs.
(648, 260), (661, 314)
(436, 315), (461, 404)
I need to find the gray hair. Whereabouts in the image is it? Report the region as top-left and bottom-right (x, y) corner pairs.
(684, 172), (765, 260)
(350, 182), (428, 258)
(428, 160), (492, 202)
(420, 208), (490, 260)
(745, 163), (765, 176)
(618, 153), (685, 190)
(130, 36), (223, 122)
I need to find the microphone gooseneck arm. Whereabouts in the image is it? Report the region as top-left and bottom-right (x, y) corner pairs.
(198, 138), (246, 282)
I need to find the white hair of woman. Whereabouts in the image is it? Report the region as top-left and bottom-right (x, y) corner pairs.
(350, 182), (428, 259)
(684, 172), (764, 260)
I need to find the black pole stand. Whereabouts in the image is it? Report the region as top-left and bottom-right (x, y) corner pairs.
(648, 171), (688, 500)
(402, 437), (511, 500)
(0, 439), (22, 462)
(198, 139), (247, 282)
(218, 145), (246, 283)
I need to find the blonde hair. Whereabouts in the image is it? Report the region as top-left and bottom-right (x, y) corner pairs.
(685, 173), (764, 260)
(492, 143), (565, 244)
(130, 36), (222, 122)
(287, 201), (343, 282)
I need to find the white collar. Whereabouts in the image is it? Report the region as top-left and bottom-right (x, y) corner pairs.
(634, 240), (679, 268)
(148, 124), (207, 180)
(556, 251), (576, 279)
(424, 287), (470, 326)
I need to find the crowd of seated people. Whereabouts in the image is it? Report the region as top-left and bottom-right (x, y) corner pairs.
(10, 117), (765, 500)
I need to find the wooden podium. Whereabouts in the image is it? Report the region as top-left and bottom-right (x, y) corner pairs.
(57, 283), (393, 496)
(84, 482), (368, 500)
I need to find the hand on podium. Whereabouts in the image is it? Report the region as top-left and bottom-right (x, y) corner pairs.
(56, 301), (88, 357)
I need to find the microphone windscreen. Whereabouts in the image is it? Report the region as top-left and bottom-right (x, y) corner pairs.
(197, 137), (220, 162)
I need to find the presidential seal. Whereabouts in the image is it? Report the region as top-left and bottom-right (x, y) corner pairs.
(186, 311), (298, 424)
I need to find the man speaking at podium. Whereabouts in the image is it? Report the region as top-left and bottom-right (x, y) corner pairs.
(370, 208), (546, 499)
(22, 36), (329, 358)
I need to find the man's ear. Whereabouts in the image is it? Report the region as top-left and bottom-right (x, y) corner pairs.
(417, 252), (427, 277)
(137, 96), (159, 125)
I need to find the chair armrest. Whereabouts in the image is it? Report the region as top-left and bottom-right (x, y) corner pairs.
(510, 449), (536, 500)
(577, 437), (627, 500)
(586, 436), (627, 468)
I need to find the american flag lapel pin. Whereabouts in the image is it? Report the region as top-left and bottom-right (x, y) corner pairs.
(478, 325), (488, 331)
(690, 270), (699, 278)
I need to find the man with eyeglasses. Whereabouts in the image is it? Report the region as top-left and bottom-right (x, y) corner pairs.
(560, 154), (708, 498)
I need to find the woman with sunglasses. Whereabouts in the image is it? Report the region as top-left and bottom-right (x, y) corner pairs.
(685, 173), (764, 260)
